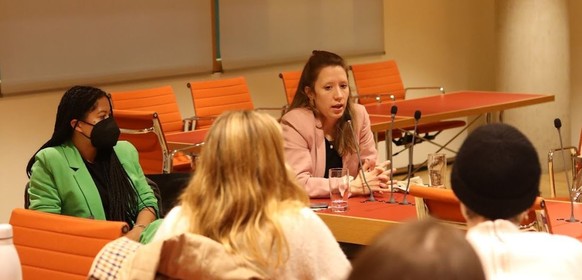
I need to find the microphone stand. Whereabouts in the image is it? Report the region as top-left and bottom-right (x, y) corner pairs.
(347, 119), (376, 202)
(554, 118), (578, 222)
(401, 110), (421, 205)
(386, 105), (398, 204)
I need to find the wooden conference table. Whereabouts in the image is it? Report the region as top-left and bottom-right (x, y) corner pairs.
(162, 91), (554, 151)
(364, 90), (554, 162)
(311, 192), (417, 245)
(544, 199), (582, 241)
(365, 91), (555, 132)
(312, 194), (582, 245)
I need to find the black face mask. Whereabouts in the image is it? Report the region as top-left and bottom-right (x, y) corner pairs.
(80, 117), (120, 149)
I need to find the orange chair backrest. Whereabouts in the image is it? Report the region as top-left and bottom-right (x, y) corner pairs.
(114, 109), (170, 174)
(279, 71), (302, 105)
(579, 128), (581, 154)
(409, 185), (546, 230)
(110, 86), (184, 134)
(408, 185), (465, 223)
(187, 77), (254, 130)
(350, 60), (406, 104)
(9, 208), (128, 280)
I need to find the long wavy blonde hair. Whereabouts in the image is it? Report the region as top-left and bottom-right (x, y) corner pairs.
(179, 110), (309, 272)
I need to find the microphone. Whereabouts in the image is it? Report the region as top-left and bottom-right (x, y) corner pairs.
(391, 105), (398, 117)
(401, 110), (421, 205)
(554, 118), (578, 222)
(386, 105), (398, 204)
(345, 112), (375, 202)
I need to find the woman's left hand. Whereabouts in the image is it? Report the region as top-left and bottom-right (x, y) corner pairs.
(350, 160), (396, 195)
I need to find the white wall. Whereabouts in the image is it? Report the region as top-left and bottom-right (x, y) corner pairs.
(381, 0), (495, 170)
(0, 0), (528, 223)
(570, 0), (582, 147)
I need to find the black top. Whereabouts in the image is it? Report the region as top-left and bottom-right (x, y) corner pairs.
(324, 138), (343, 178)
(83, 150), (112, 220)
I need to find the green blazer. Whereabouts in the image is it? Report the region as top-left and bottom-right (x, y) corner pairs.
(28, 140), (159, 222)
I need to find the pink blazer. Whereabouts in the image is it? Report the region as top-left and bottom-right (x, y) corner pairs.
(281, 104), (377, 197)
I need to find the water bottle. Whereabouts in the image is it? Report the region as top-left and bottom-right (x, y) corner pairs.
(0, 224), (23, 280)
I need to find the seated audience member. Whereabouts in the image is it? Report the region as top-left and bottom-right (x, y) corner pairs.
(451, 123), (582, 279)
(26, 86), (159, 242)
(281, 50), (391, 198)
(89, 110), (350, 279)
(348, 219), (485, 280)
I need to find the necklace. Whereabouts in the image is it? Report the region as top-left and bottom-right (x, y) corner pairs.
(325, 136), (334, 150)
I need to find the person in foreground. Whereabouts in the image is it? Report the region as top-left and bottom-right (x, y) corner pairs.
(348, 219), (486, 280)
(281, 50), (391, 198)
(89, 110), (350, 279)
(26, 86), (158, 242)
(451, 123), (582, 279)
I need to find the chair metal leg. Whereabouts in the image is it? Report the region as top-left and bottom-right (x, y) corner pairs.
(410, 116), (484, 176)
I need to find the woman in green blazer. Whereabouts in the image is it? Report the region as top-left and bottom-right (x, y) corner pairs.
(26, 86), (159, 242)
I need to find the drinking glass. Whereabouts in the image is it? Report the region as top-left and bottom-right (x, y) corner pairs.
(428, 153), (447, 188)
(328, 168), (350, 212)
(573, 156), (582, 201)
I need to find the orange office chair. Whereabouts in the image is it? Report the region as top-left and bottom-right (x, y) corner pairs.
(110, 86), (194, 173)
(9, 208), (129, 280)
(278, 70), (302, 105)
(114, 110), (202, 174)
(408, 184), (551, 233)
(186, 76), (286, 130)
(350, 60), (466, 171)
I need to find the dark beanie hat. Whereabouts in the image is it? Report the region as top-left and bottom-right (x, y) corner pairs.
(451, 123), (540, 220)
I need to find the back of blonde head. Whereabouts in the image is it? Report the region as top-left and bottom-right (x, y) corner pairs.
(180, 110), (309, 272)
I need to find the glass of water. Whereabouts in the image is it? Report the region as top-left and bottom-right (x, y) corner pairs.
(328, 168), (350, 212)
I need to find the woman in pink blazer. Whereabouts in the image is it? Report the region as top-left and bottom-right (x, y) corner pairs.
(281, 50), (391, 198)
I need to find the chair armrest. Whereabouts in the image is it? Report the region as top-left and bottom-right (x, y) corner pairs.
(182, 115), (219, 131)
(168, 143), (205, 171)
(114, 109), (157, 121)
(169, 142), (205, 157)
(547, 146), (578, 198)
(113, 109), (159, 133)
(183, 116), (218, 121)
(405, 86), (445, 94)
(351, 93), (396, 103)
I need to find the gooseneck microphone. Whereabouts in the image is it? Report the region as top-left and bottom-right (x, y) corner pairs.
(554, 118), (578, 222)
(346, 113), (375, 202)
(386, 105), (398, 204)
(401, 110), (421, 205)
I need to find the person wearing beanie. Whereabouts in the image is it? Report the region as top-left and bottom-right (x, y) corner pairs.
(451, 123), (582, 280)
